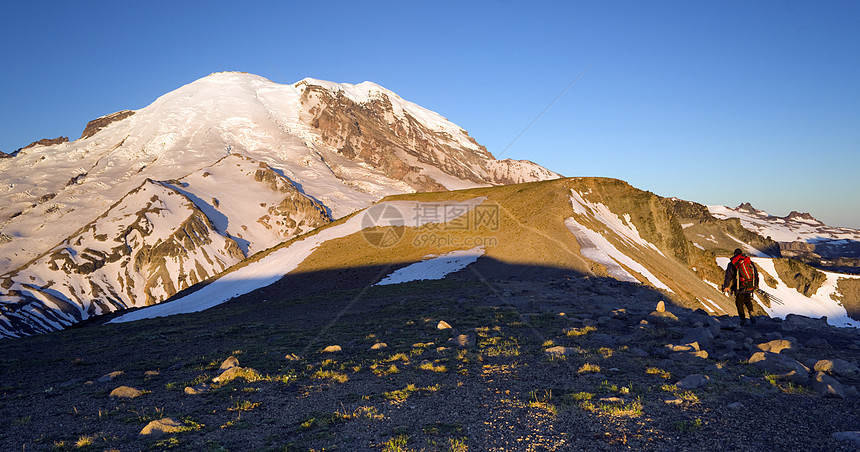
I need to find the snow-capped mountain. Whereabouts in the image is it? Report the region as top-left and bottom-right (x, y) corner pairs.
(0, 72), (558, 338)
(708, 203), (860, 269)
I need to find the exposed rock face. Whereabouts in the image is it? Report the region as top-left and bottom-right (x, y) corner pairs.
(80, 110), (136, 139)
(22, 137), (69, 149)
(772, 258), (827, 297)
(299, 81), (558, 192)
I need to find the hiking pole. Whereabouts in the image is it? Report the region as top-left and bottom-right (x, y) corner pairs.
(756, 289), (784, 306)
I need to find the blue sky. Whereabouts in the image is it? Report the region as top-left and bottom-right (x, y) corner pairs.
(2, 1), (858, 227)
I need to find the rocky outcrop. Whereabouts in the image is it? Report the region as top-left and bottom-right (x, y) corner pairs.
(772, 258), (827, 297)
(0, 180), (246, 338)
(299, 81), (558, 192)
(22, 137), (69, 149)
(80, 110), (135, 139)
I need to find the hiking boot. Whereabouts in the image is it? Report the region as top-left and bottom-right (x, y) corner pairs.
(740, 319), (747, 326)
(750, 316), (757, 324)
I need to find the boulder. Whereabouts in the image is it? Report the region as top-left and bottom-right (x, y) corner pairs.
(814, 359), (860, 379)
(370, 342), (388, 350)
(140, 417), (185, 436)
(629, 347), (650, 358)
(748, 352), (809, 375)
(436, 320), (452, 330)
(832, 432), (860, 447)
(676, 374), (710, 390)
(544, 346), (577, 357)
(670, 350), (709, 361)
(812, 371), (847, 399)
(450, 333), (476, 348)
(806, 338), (831, 350)
(219, 356), (239, 372)
(656, 300), (666, 312)
(648, 310), (679, 324)
(213, 366), (257, 384)
(755, 339), (796, 354)
(184, 383), (210, 395)
(679, 327), (714, 350)
(109, 386), (144, 399)
(322, 345), (342, 353)
(98, 371), (124, 383)
(781, 314), (828, 331)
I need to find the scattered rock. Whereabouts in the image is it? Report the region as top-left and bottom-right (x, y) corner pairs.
(676, 374), (710, 390)
(437, 320), (452, 330)
(812, 371), (847, 399)
(764, 332), (783, 341)
(670, 350), (709, 361)
(832, 432), (860, 447)
(663, 397), (683, 405)
(322, 345), (342, 353)
(755, 339), (796, 354)
(814, 359), (860, 379)
(656, 300), (666, 312)
(727, 402), (745, 409)
(781, 314), (828, 331)
(648, 310), (679, 324)
(219, 356), (240, 372)
(110, 386), (144, 399)
(806, 338), (831, 349)
(449, 333), (475, 348)
(144, 370), (160, 377)
(599, 396), (625, 403)
(544, 346), (577, 357)
(370, 342), (388, 350)
(140, 417), (185, 436)
(285, 353), (301, 361)
(629, 347), (649, 358)
(748, 352), (809, 375)
(679, 327), (714, 349)
(184, 383), (210, 395)
(98, 371), (124, 383)
(213, 366), (257, 384)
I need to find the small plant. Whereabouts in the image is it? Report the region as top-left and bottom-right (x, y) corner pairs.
(13, 415), (31, 426)
(382, 433), (410, 452)
(542, 339), (555, 348)
(311, 369), (349, 383)
(372, 363), (400, 376)
(578, 363), (601, 374)
(448, 437), (468, 452)
(678, 391), (699, 402)
(75, 435), (95, 447)
(566, 326), (597, 337)
(646, 367), (671, 379)
(676, 418), (704, 432)
(228, 400), (261, 412)
(598, 347), (614, 358)
(419, 361), (448, 373)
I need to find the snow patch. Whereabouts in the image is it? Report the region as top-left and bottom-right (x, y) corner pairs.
(565, 217), (672, 292)
(375, 248), (485, 286)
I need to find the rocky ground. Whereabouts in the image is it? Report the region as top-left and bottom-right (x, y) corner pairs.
(1, 276), (859, 451)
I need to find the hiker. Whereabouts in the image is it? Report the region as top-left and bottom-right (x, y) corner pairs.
(722, 248), (759, 325)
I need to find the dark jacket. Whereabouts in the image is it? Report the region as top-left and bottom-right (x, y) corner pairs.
(723, 254), (759, 294)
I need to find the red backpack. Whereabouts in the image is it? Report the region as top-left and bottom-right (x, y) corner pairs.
(732, 254), (756, 293)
